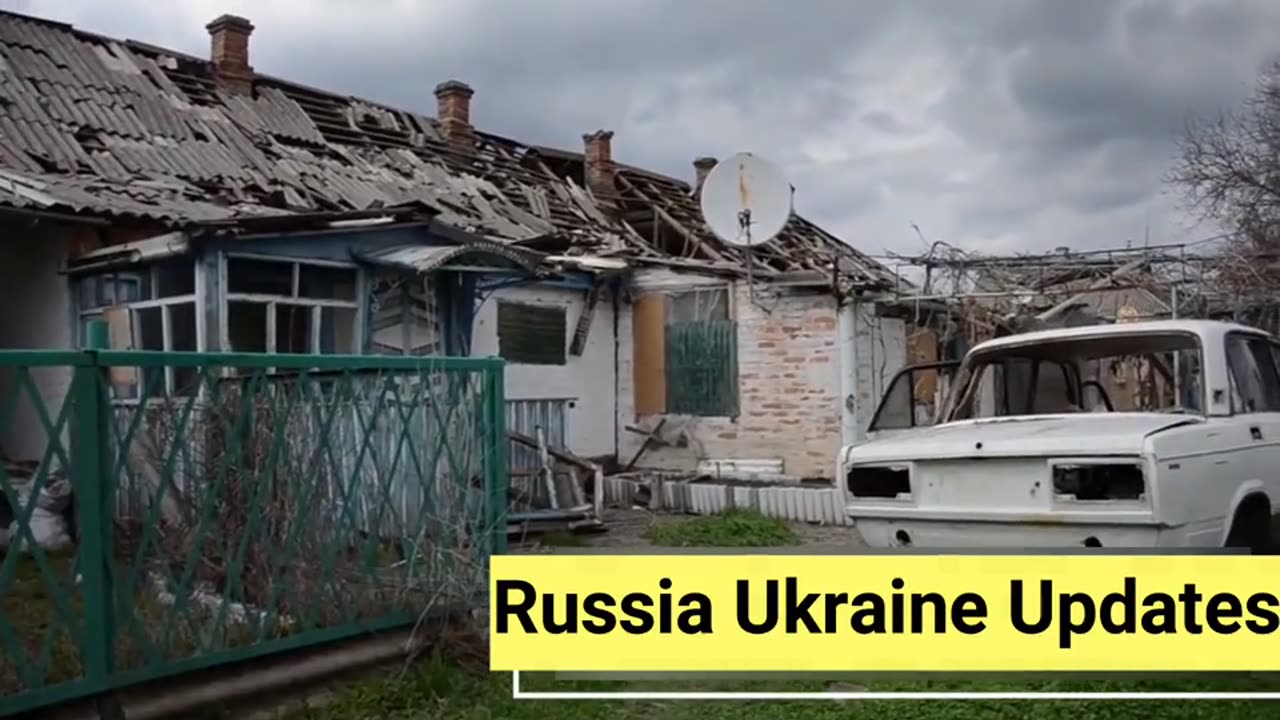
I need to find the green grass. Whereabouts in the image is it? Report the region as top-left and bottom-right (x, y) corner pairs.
(0, 548), (265, 700)
(275, 662), (1280, 720)
(645, 509), (798, 548)
(0, 551), (84, 694)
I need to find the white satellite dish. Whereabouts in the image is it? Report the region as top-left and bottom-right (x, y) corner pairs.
(699, 152), (792, 248)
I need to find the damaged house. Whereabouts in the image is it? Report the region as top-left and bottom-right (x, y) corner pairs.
(522, 134), (908, 481)
(0, 9), (914, 514)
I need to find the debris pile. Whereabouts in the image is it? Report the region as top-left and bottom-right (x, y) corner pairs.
(0, 457), (75, 552)
(506, 430), (605, 537)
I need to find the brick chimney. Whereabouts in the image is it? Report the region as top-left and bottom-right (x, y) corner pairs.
(583, 130), (615, 197)
(206, 14), (254, 95)
(693, 156), (718, 193)
(435, 80), (475, 147)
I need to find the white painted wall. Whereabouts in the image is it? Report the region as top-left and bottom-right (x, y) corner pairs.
(851, 303), (907, 435)
(470, 283), (618, 459)
(0, 232), (74, 462)
(467, 272), (910, 477)
(838, 301), (910, 445)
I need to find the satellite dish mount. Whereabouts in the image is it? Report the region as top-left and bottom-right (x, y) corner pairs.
(699, 153), (793, 308)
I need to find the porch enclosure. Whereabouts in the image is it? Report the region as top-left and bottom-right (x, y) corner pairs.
(0, 334), (507, 716)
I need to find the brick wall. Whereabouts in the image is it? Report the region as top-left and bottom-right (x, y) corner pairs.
(617, 273), (907, 479)
(730, 286), (842, 477)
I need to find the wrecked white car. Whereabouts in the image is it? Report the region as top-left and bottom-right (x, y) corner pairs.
(840, 319), (1280, 552)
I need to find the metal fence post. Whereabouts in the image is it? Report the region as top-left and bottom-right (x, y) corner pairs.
(484, 359), (508, 555)
(75, 320), (116, 691)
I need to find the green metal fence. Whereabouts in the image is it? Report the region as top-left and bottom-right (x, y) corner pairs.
(0, 335), (507, 716)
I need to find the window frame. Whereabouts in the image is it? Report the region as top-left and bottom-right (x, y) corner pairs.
(218, 252), (363, 359)
(665, 288), (730, 324)
(73, 259), (202, 399)
(1224, 330), (1280, 415)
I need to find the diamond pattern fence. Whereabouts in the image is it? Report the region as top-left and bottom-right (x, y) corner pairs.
(0, 338), (507, 716)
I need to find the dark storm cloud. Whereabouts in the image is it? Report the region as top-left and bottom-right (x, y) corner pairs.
(4, 0), (1279, 253)
(1003, 1), (1277, 155)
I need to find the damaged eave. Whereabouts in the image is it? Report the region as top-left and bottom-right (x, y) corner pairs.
(0, 203), (111, 227)
(611, 169), (900, 290)
(64, 230), (190, 274)
(626, 255), (766, 280)
(188, 204), (441, 241)
(351, 239), (548, 277)
(544, 254), (630, 272)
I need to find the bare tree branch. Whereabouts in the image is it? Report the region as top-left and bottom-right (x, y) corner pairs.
(1169, 59), (1280, 311)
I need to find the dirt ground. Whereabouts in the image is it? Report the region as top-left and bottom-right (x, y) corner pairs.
(512, 507), (868, 553)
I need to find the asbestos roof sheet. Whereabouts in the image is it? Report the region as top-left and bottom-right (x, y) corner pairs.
(0, 9), (898, 290)
(0, 10), (629, 245)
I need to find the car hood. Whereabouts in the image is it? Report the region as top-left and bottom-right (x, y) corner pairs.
(844, 413), (1202, 464)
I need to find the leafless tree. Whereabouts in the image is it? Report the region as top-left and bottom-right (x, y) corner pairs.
(1170, 59), (1280, 317)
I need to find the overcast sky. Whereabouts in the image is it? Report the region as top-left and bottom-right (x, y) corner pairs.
(5, 0), (1279, 259)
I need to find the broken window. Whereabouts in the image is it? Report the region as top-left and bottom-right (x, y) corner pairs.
(1225, 332), (1280, 413)
(369, 272), (442, 356)
(73, 259), (200, 398)
(155, 258), (196, 297)
(632, 287), (739, 418)
(867, 361), (961, 432)
(223, 254), (359, 356)
(666, 289), (728, 324)
(951, 358), (1078, 418)
(497, 301), (566, 365)
(947, 331), (1204, 421)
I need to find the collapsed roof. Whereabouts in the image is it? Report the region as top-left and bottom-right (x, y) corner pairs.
(0, 10), (898, 290)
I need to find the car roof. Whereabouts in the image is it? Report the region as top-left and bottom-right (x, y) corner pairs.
(969, 319), (1268, 356)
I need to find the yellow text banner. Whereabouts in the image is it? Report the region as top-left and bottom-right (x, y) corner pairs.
(489, 554), (1280, 672)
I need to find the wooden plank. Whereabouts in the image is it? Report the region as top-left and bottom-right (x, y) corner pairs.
(632, 293), (667, 415)
(103, 305), (138, 386)
(908, 328), (939, 400)
(624, 418), (667, 472)
(569, 283), (601, 356)
(509, 430), (602, 470)
(564, 176), (611, 225)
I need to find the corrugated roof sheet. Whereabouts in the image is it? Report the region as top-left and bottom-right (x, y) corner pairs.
(0, 9), (898, 289)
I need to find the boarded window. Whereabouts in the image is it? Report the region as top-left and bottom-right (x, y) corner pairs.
(632, 294), (667, 415)
(632, 287), (739, 418)
(666, 320), (739, 416)
(498, 301), (566, 365)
